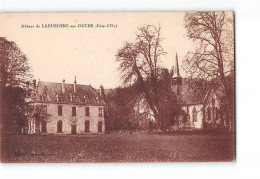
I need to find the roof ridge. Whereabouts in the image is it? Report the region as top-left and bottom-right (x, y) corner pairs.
(39, 81), (92, 87)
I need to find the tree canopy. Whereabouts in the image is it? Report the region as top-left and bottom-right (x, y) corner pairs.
(0, 37), (32, 88)
(116, 25), (181, 131)
(183, 12), (234, 132)
(1, 37), (32, 134)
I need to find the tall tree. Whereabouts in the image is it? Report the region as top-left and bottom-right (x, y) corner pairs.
(183, 12), (234, 132)
(0, 37), (32, 88)
(0, 37), (32, 134)
(116, 25), (165, 128)
(116, 25), (180, 130)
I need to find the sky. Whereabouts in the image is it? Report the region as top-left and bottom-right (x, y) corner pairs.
(0, 12), (194, 89)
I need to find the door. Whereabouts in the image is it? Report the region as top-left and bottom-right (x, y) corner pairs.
(71, 125), (77, 134)
(85, 120), (90, 133)
(57, 120), (62, 133)
(42, 120), (47, 133)
(98, 121), (102, 132)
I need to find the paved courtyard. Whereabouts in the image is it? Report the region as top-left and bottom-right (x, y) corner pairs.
(1, 133), (235, 163)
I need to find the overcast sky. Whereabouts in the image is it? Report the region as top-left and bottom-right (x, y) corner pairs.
(0, 12), (194, 89)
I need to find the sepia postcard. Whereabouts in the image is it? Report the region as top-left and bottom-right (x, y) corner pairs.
(0, 12), (235, 163)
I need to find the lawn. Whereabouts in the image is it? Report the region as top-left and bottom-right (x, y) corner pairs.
(1, 133), (235, 163)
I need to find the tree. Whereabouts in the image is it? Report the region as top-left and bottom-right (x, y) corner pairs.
(0, 37), (32, 87)
(105, 86), (138, 131)
(183, 12), (234, 132)
(157, 68), (181, 131)
(0, 37), (32, 134)
(1, 86), (27, 133)
(116, 25), (181, 130)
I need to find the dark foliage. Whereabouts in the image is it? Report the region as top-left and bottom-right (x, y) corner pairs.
(105, 85), (139, 131)
(0, 37), (32, 134)
(1, 86), (27, 134)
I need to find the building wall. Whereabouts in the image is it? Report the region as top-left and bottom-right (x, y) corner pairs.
(182, 104), (204, 129)
(35, 102), (105, 134)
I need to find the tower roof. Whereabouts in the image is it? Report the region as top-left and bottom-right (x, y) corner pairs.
(173, 52), (181, 78)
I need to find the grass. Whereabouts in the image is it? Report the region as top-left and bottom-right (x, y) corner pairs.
(1, 133), (235, 163)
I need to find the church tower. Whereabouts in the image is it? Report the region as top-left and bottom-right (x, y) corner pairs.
(171, 52), (182, 95)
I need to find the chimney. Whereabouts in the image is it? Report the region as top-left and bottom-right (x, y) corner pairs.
(99, 85), (104, 97)
(33, 79), (36, 89)
(62, 79), (65, 93)
(74, 76), (77, 93)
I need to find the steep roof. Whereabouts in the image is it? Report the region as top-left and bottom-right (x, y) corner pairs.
(172, 52), (181, 78)
(34, 81), (106, 106)
(179, 78), (226, 106)
(179, 78), (207, 105)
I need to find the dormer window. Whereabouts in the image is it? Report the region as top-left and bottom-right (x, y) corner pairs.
(70, 93), (77, 103)
(56, 93), (63, 102)
(40, 93), (47, 101)
(96, 96), (102, 103)
(83, 95), (89, 103)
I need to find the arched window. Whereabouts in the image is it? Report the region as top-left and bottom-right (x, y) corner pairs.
(216, 108), (219, 121)
(57, 120), (62, 133)
(42, 120), (47, 133)
(201, 107), (205, 123)
(212, 97), (216, 108)
(40, 93), (47, 101)
(56, 93), (63, 102)
(85, 120), (90, 133)
(98, 121), (102, 132)
(207, 107), (211, 122)
(70, 93), (77, 103)
(192, 107), (197, 123)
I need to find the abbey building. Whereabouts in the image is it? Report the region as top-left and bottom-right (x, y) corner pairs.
(25, 77), (106, 134)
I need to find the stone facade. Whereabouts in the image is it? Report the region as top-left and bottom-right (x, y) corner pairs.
(182, 104), (204, 128)
(26, 78), (106, 134)
(34, 103), (105, 134)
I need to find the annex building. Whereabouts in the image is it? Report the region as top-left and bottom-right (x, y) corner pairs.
(171, 53), (228, 129)
(133, 53), (229, 130)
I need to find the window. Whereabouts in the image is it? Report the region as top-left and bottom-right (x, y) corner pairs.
(70, 93), (77, 103)
(216, 108), (219, 121)
(212, 99), (215, 108)
(58, 105), (62, 115)
(56, 93), (63, 102)
(42, 105), (47, 115)
(40, 93), (47, 101)
(84, 95), (89, 103)
(85, 107), (90, 116)
(72, 106), (76, 116)
(192, 108), (197, 123)
(207, 107), (211, 121)
(96, 96), (102, 103)
(98, 107), (103, 117)
(57, 120), (62, 133)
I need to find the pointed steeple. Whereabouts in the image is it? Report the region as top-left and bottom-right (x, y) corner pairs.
(173, 52), (181, 78)
(171, 52), (182, 95)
